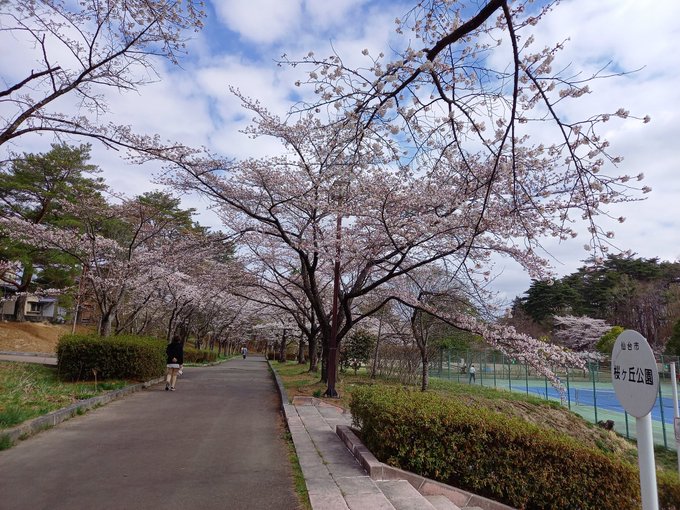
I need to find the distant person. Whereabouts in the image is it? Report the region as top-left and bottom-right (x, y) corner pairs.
(165, 335), (184, 391)
(468, 363), (476, 384)
(241, 346), (248, 359)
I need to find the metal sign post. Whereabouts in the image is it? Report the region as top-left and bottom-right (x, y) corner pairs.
(611, 330), (659, 510)
(671, 362), (680, 476)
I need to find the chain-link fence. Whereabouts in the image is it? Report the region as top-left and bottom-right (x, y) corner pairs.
(431, 349), (680, 450)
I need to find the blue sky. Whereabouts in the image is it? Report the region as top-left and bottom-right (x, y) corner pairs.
(1, 0), (679, 302)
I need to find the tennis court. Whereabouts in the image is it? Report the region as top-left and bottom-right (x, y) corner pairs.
(431, 350), (680, 449)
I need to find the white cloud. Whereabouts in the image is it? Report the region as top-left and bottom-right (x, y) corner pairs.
(212, 0), (304, 44)
(305, 0), (369, 32)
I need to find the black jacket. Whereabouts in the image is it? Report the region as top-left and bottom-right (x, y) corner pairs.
(166, 342), (184, 365)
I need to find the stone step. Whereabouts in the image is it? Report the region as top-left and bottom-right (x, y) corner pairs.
(425, 494), (462, 510)
(377, 480), (437, 510)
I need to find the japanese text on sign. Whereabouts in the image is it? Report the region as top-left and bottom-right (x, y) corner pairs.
(613, 365), (655, 385)
(620, 341), (640, 351)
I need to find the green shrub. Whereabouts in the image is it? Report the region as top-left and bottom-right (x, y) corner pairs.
(659, 471), (680, 510)
(340, 329), (376, 374)
(57, 334), (165, 381)
(350, 385), (641, 510)
(183, 346), (218, 363)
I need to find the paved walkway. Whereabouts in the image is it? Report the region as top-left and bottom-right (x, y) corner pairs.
(0, 356), (300, 510)
(1, 354), (504, 509)
(287, 398), (399, 510)
(278, 384), (510, 510)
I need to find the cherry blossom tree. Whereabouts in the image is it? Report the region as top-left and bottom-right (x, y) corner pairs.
(551, 315), (612, 352)
(0, 191), (226, 336)
(157, 1), (649, 387)
(0, 0), (204, 156)
(233, 233), (323, 370)
(164, 92), (582, 386)
(385, 265), (476, 390)
(284, 0), (650, 255)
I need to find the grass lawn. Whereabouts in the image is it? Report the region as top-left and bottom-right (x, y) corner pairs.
(272, 360), (383, 410)
(0, 361), (128, 430)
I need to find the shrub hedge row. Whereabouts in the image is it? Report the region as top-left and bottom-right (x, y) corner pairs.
(57, 334), (166, 382)
(184, 346), (218, 363)
(349, 385), (679, 510)
(659, 471), (680, 510)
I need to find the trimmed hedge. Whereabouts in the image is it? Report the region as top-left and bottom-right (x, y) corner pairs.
(660, 471), (680, 510)
(57, 334), (166, 382)
(351, 385), (645, 510)
(184, 346), (218, 364)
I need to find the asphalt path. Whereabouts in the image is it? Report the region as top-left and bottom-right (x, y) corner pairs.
(0, 356), (301, 510)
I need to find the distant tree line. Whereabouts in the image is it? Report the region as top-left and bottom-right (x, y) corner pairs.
(511, 255), (680, 350)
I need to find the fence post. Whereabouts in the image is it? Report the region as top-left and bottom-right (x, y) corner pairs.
(493, 351), (497, 389)
(566, 368), (571, 411)
(447, 350), (451, 380)
(625, 410), (630, 440)
(508, 356), (512, 391)
(591, 363), (598, 424)
(525, 363), (529, 396)
(670, 362), (680, 475)
(457, 350), (460, 383)
(545, 374), (549, 400)
(480, 352), (484, 387)
(439, 348), (443, 378)
(659, 383), (668, 449)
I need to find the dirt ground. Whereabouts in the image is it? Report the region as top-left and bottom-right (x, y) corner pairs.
(0, 322), (91, 353)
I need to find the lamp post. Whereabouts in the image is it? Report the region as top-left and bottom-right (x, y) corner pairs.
(325, 211), (342, 398)
(325, 175), (349, 398)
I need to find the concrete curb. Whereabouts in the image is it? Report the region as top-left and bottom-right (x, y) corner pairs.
(267, 359), (290, 407)
(0, 376), (165, 446)
(336, 425), (515, 510)
(0, 350), (56, 358)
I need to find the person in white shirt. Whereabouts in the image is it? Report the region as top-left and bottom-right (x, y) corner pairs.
(468, 363), (476, 384)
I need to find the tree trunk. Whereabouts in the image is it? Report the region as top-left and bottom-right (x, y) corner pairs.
(13, 294), (27, 322)
(278, 329), (288, 363)
(99, 311), (113, 337)
(297, 332), (306, 364)
(308, 337), (318, 372)
(13, 264), (33, 322)
(370, 311), (384, 378)
(420, 348), (429, 391)
(320, 339), (328, 383)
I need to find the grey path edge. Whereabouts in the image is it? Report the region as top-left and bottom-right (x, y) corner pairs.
(336, 425), (515, 510)
(0, 350), (56, 358)
(268, 361), (354, 510)
(1, 375), (164, 445)
(268, 359), (290, 405)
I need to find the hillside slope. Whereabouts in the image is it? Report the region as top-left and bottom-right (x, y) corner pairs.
(0, 322), (90, 353)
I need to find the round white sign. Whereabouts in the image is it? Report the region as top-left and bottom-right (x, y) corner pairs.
(611, 330), (659, 418)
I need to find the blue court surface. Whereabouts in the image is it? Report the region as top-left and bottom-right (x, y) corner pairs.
(520, 384), (677, 425)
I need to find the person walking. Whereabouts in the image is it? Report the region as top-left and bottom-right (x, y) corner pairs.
(468, 363), (476, 384)
(241, 346), (248, 359)
(166, 335), (184, 391)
